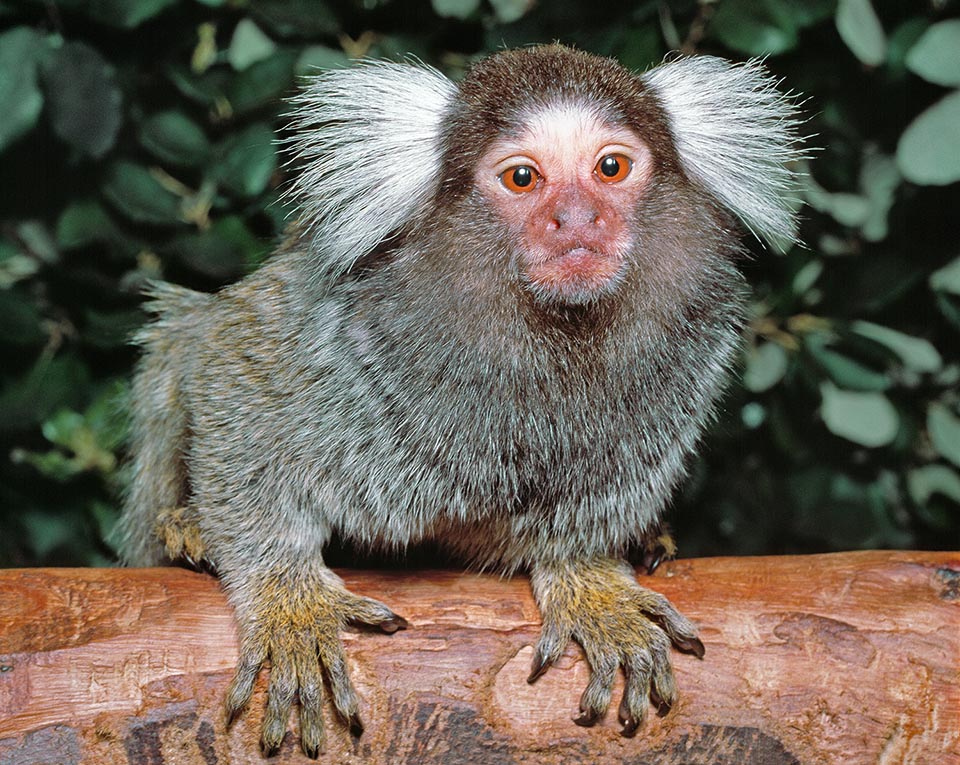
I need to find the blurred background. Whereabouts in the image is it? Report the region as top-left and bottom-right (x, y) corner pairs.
(0, 0), (957, 567)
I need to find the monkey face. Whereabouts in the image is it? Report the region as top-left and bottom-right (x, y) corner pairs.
(475, 103), (653, 306)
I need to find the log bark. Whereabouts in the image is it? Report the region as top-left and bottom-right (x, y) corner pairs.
(0, 551), (957, 765)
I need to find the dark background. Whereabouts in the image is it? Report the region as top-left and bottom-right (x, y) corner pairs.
(1, 0), (958, 567)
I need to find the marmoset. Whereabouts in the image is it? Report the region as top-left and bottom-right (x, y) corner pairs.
(117, 44), (802, 757)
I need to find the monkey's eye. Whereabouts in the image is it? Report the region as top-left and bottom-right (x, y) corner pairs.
(595, 154), (632, 183)
(500, 165), (541, 194)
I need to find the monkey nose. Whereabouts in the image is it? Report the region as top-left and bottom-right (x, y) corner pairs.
(550, 206), (603, 231)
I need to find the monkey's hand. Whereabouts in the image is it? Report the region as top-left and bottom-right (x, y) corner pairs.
(528, 557), (703, 737)
(224, 566), (408, 758)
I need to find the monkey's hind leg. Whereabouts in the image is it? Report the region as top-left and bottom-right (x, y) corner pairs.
(528, 557), (703, 737)
(224, 563), (408, 758)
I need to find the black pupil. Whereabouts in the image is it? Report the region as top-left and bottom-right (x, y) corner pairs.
(512, 167), (533, 187)
(600, 156), (620, 177)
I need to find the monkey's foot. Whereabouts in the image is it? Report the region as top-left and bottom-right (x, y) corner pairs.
(225, 567), (408, 758)
(638, 523), (677, 575)
(154, 507), (209, 568)
(528, 557), (703, 737)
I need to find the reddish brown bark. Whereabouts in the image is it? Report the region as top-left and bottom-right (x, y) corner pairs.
(0, 551), (958, 764)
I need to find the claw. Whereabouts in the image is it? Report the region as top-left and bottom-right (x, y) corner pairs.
(573, 710), (601, 727)
(527, 650), (553, 684)
(650, 687), (672, 717)
(620, 717), (641, 737)
(379, 615), (409, 633)
(643, 549), (664, 575)
(678, 635), (705, 659)
(347, 712), (365, 737)
(260, 736), (282, 757)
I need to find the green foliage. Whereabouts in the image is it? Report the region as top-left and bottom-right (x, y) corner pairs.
(0, 0), (957, 566)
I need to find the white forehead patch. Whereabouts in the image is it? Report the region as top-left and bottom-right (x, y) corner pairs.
(495, 100), (644, 176)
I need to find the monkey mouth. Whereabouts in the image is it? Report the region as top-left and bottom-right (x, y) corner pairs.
(525, 246), (625, 303)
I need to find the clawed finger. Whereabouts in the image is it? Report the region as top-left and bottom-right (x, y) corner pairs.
(320, 640), (362, 727)
(225, 650), (265, 725)
(577, 651), (617, 723)
(262, 647), (298, 754)
(294, 647), (325, 759)
(528, 622), (568, 683)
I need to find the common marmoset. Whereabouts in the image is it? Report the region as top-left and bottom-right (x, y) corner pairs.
(117, 44), (802, 757)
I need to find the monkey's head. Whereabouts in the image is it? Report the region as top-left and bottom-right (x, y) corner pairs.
(287, 45), (804, 304)
(442, 46), (680, 306)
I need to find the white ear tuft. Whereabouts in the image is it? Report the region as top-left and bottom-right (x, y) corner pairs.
(286, 61), (457, 280)
(642, 56), (806, 253)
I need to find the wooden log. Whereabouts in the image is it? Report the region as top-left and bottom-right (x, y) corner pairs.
(0, 551), (957, 764)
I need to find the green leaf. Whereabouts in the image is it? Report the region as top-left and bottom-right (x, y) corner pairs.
(167, 235), (240, 280)
(0, 240), (39, 289)
(102, 162), (183, 225)
(489, 0), (532, 24)
(0, 27), (46, 152)
(850, 321), (942, 374)
(228, 19), (277, 72)
(780, 0), (834, 29)
(743, 342), (789, 393)
(42, 41), (122, 159)
(896, 89), (960, 186)
(710, 0), (799, 56)
(82, 308), (145, 350)
(56, 200), (117, 249)
(213, 123), (277, 198)
(810, 344), (891, 391)
(887, 17), (930, 73)
(741, 401), (767, 429)
(937, 293), (960, 332)
(930, 257), (960, 295)
(210, 215), (270, 268)
(0, 354), (89, 432)
(432, 0), (481, 20)
(21, 510), (84, 555)
(17, 221), (58, 265)
(820, 382), (899, 447)
(167, 63), (231, 106)
(226, 49), (297, 114)
(0, 289), (45, 346)
(792, 259), (823, 295)
(859, 152), (900, 242)
(83, 379), (129, 452)
(86, 0), (178, 28)
(139, 111), (211, 166)
(835, 0), (886, 66)
(827, 193), (871, 227)
(295, 46), (351, 75)
(251, 0), (340, 38)
(907, 465), (960, 506)
(614, 26), (664, 72)
(905, 20), (960, 87)
(13, 379), (127, 482)
(803, 176), (872, 228)
(928, 403), (960, 467)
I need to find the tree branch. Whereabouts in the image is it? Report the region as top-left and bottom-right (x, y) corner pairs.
(0, 551), (957, 763)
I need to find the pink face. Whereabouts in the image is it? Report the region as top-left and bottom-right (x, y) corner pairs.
(476, 103), (652, 304)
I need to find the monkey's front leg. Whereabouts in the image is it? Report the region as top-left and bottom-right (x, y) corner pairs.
(224, 563), (407, 757)
(528, 557), (704, 736)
